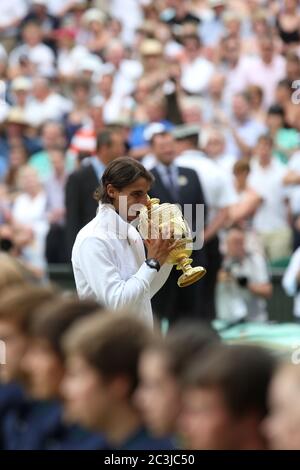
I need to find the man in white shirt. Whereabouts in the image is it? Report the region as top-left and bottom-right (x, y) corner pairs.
(72, 157), (176, 325)
(25, 77), (72, 127)
(180, 34), (215, 95)
(249, 135), (291, 262)
(217, 227), (272, 323)
(9, 21), (55, 76)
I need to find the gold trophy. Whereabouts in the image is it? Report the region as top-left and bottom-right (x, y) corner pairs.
(138, 197), (206, 287)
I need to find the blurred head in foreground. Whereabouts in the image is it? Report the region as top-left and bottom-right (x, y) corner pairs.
(0, 285), (56, 384)
(61, 313), (154, 447)
(22, 297), (101, 402)
(263, 362), (300, 450)
(179, 344), (276, 450)
(136, 321), (220, 439)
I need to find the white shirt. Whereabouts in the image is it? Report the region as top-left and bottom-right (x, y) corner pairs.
(211, 153), (237, 175)
(72, 203), (173, 325)
(46, 0), (74, 16)
(217, 252), (270, 322)
(225, 118), (267, 158)
(113, 60), (143, 97)
(175, 150), (235, 223)
(57, 46), (90, 78)
(0, 0), (27, 29)
(95, 93), (126, 125)
(181, 57), (215, 95)
(25, 93), (73, 127)
(9, 43), (55, 76)
(109, 0), (144, 45)
(282, 247), (300, 318)
(249, 158), (289, 233)
(12, 191), (49, 270)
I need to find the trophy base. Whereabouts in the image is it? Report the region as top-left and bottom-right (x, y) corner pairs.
(177, 266), (207, 288)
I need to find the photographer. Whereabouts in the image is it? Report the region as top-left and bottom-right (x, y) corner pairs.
(217, 227), (272, 323)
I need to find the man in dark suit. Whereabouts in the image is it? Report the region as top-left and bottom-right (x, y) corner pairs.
(65, 129), (125, 257)
(146, 129), (208, 324)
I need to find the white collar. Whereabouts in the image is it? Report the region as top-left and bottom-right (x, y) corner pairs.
(97, 203), (131, 239)
(97, 203), (145, 264)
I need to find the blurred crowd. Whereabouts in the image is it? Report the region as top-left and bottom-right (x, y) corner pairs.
(0, 254), (299, 451)
(2, 0), (300, 322)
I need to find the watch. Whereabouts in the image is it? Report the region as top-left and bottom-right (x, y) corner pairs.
(145, 258), (161, 272)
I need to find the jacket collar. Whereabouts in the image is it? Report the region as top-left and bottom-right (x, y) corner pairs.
(97, 203), (130, 240)
(97, 203), (145, 264)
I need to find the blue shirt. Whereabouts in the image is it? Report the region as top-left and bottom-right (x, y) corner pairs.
(115, 427), (176, 451)
(2, 398), (106, 450)
(82, 156), (106, 182)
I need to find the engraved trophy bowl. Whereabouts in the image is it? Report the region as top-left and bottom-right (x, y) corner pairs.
(138, 197), (206, 287)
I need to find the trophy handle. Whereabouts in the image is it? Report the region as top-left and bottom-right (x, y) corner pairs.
(147, 196), (160, 207)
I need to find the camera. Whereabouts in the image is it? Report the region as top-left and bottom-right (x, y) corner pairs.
(0, 238), (14, 252)
(222, 259), (248, 288)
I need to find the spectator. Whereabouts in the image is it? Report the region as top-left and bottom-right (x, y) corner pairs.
(80, 8), (110, 55)
(202, 127), (236, 174)
(226, 92), (266, 158)
(0, 252), (28, 292)
(263, 362), (300, 450)
(9, 21), (55, 77)
(62, 312), (174, 450)
(103, 39), (142, 98)
(229, 159), (262, 252)
(199, 0), (226, 48)
(24, 77), (72, 128)
(9, 76), (32, 109)
(217, 226), (272, 323)
(21, 296), (106, 449)
(29, 120), (67, 182)
(0, 285), (58, 450)
(179, 344), (276, 450)
(137, 320), (220, 442)
(55, 27), (90, 82)
(161, 0), (200, 27)
(45, 148), (69, 264)
(148, 129), (207, 322)
(4, 143), (28, 193)
(0, 0), (28, 53)
(21, 0), (60, 52)
(64, 78), (91, 142)
(11, 165), (49, 276)
(266, 104), (299, 165)
(246, 85), (266, 125)
(180, 34), (215, 95)
(249, 134), (292, 262)
(244, 35), (286, 108)
(275, 0), (300, 51)
(175, 125), (234, 319)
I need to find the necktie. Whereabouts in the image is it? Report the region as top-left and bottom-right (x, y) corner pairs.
(166, 165), (179, 201)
